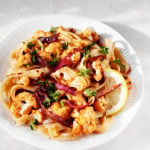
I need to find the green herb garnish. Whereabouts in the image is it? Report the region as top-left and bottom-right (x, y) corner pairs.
(42, 92), (60, 108)
(78, 69), (92, 78)
(22, 49), (37, 67)
(42, 97), (51, 108)
(100, 46), (109, 55)
(27, 42), (35, 49)
(110, 58), (125, 68)
(61, 42), (68, 50)
(22, 63), (31, 67)
(37, 80), (54, 86)
(50, 92), (60, 102)
(47, 57), (60, 66)
(83, 41), (95, 57)
(50, 26), (57, 33)
(31, 55), (36, 64)
(84, 89), (97, 97)
(83, 41), (95, 51)
(60, 101), (65, 108)
(30, 49), (37, 55)
(83, 49), (90, 57)
(30, 119), (38, 130)
(29, 49), (37, 64)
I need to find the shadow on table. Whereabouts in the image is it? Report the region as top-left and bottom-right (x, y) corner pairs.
(92, 22), (150, 150)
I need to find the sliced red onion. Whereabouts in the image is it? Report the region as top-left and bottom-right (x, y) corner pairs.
(87, 55), (106, 76)
(36, 55), (48, 67)
(96, 83), (122, 98)
(65, 100), (89, 110)
(43, 109), (72, 127)
(38, 33), (59, 44)
(55, 83), (76, 95)
(33, 86), (72, 127)
(53, 48), (82, 71)
(89, 55), (106, 62)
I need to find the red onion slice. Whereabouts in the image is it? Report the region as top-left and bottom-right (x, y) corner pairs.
(55, 83), (76, 95)
(96, 83), (122, 98)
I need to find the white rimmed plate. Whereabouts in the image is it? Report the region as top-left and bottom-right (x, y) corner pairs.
(0, 15), (144, 150)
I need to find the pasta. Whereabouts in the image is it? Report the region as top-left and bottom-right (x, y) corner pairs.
(0, 26), (131, 140)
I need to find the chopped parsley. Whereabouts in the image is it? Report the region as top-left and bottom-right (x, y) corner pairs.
(47, 57), (60, 66)
(83, 41), (95, 57)
(31, 55), (36, 64)
(100, 57), (104, 61)
(30, 119), (38, 130)
(84, 89), (97, 97)
(100, 46), (109, 55)
(50, 26), (57, 33)
(61, 42), (68, 50)
(30, 49), (37, 55)
(22, 49), (38, 67)
(42, 92), (60, 108)
(27, 42), (35, 49)
(83, 49), (90, 57)
(37, 80), (54, 87)
(110, 58), (125, 68)
(22, 63), (31, 67)
(78, 69), (92, 78)
(50, 92), (60, 102)
(42, 97), (51, 108)
(30, 49), (38, 64)
(60, 101), (65, 108)
(47, 83), (56, 93)
(83, 41), (95, 51)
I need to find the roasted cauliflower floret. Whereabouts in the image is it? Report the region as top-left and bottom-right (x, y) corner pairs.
(32, 30), (52, 39)
(61, 47), (73, 58)
(71, 52), (81, 64)
(70, 76), (91, 91)
(38, 51), (52, 61)
(72, 120), (82, 136)
(67, 92), (87, 105)
(51, 67), (77, 85)
(45, 42), (62, 57)
(17, 53), (32, 67)
(83, 28), (92, 38)
(32, 110), (43, 123)
(82, 28), (99, 42)
(92, 59), (103, 81)
(93, 96), (107, 112)
(49, 100), (72, 120)
(72, 107), (96, 135)
(10, 92), (38, 118)
(72, 39), (90, 48)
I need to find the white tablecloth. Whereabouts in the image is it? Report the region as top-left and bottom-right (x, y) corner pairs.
(0, 0), (149, 149)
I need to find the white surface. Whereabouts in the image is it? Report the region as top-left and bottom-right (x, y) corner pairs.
(0, 15), (143, 150)
(0, 0), (149, 150)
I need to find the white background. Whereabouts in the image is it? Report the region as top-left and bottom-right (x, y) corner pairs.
(0, 0), (149, 150)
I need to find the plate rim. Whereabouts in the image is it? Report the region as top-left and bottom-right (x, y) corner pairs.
(0, 14), (144, 150)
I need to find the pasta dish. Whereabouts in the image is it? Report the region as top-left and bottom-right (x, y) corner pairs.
(0, 26), (131, 140)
